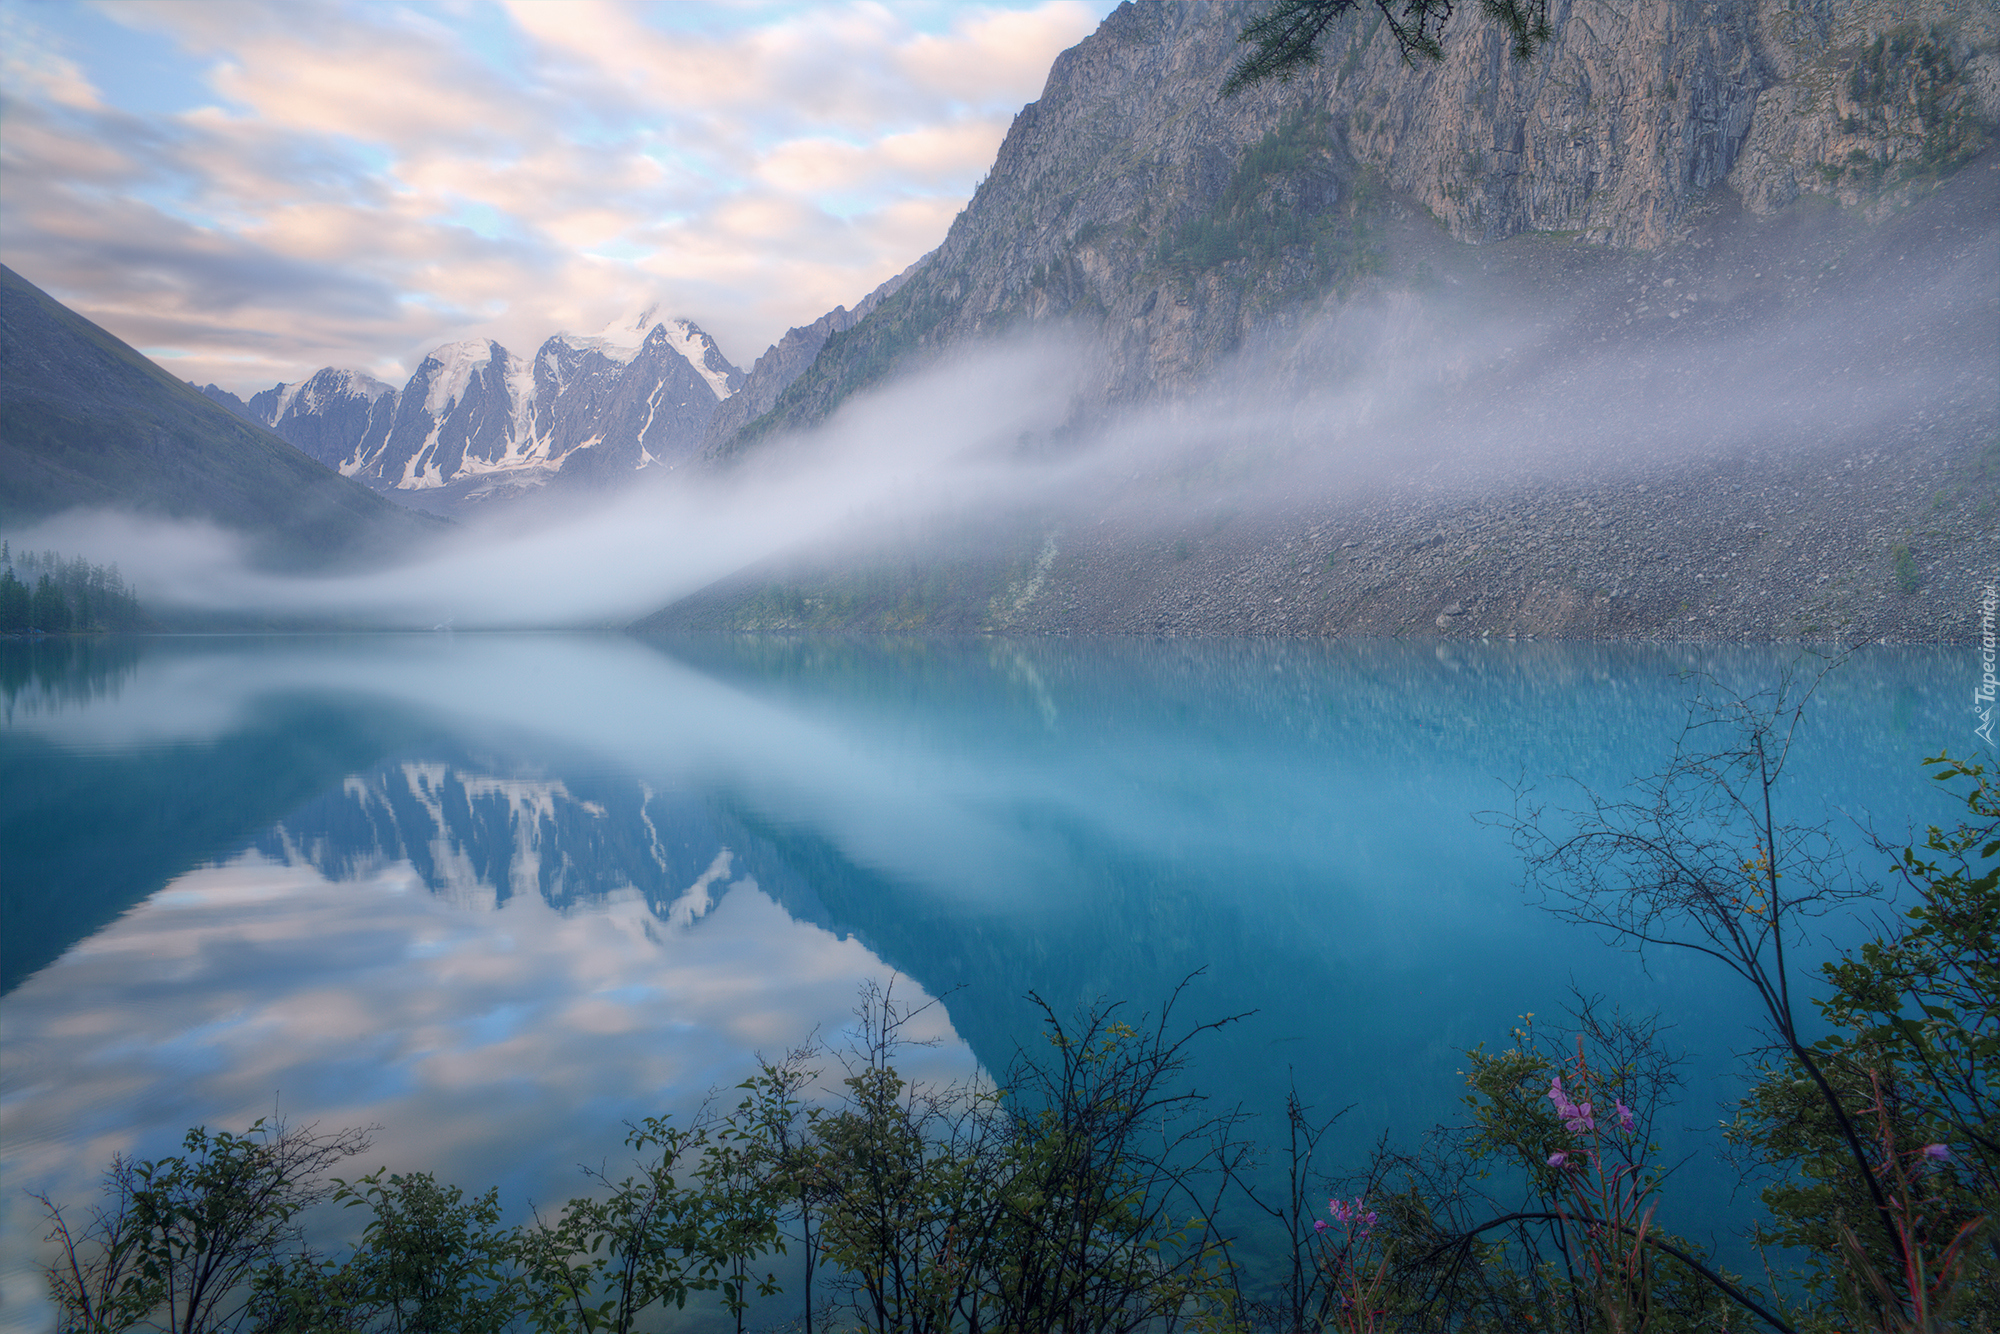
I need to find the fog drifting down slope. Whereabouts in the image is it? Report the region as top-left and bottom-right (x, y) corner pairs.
(11, 215), (1994, 631)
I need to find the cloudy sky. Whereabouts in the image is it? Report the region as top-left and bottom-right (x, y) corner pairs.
(0, 0), (1114, 394)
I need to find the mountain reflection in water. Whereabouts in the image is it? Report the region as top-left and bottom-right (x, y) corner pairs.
(0, 633), (1974, 1331)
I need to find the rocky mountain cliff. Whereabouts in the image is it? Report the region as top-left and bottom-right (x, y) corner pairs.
(206, 317), (745, 512)
(244, 368), (397, 469)
(650, 0), (1996, 644)
(720, 0), (1996, 440)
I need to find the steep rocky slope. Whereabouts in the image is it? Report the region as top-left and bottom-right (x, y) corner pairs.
(243, 368), (397, 470)
(724, 0), (1996, 440)
(647, 0), (1996, 644)
(698, 263), (919, 453)
(650, 157), (1996, 643)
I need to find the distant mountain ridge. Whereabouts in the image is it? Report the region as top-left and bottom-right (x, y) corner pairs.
(0, 264), (439, 571)
(203, 316), (747, 510)
(697, 261), (923, 455)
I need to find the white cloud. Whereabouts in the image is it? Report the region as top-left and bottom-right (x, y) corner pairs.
(0, 5), (101, 110)
(896, 2), (1102, 101)
(757, 116), (1012, 194)
(0, 0), (1113, 393)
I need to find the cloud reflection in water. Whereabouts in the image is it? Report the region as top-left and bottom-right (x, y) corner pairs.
(0, 844), (973, 1332)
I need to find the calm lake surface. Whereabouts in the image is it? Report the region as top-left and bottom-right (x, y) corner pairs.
(0, 633), (1981, 1330)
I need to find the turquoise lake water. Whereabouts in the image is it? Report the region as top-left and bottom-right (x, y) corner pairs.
(0, 633), (1985, 1330)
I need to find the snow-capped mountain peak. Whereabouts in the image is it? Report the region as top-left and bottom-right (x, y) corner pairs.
(658, 319), (740, 401)
(326, 368), (396, 402)
(247, 317), (746, 508)
(554, 303), (663, 367)
(555, 332), (645, 367)
(420, 339), (507, 417)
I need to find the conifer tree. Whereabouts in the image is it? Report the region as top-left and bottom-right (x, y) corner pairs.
(31, 573), (68, 633)
(1223, 0), (1551, 95)
(0, 567), (28, 632)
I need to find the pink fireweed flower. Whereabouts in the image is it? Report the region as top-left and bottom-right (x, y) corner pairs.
(1548, 1078), (1595, 1132)
(1548, 1151), (1569, 1167)
(1314, 1219), (1328, 1233)
(1921, 1143), (1951, 1162)
(1616, 1100), (1635, 1134)
(1328, 1197), (1374, 1234)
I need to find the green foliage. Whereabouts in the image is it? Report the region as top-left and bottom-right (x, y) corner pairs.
(1292, 997), (1768, 1334)
(987, 996), (1244, 1333)
(806, 980), (1244, 1334)
(1223, 0), (1552, 95)
(32, 573), (69, 633)
(1850, 757), (1999, 1183)
(1824, 26), (1989, 192)
(34, 741), (1994, 1333)
(812, 1058), (1009, 1333)
(246, 1169), (522, 1333)
(513, 1115), (738, 1334)
(330, 1170), (520, 1333)
(1450, 1006), (1756, 1334)
(0, 567), (28, 631)
(1892, 545), (1922, 594)
(38, 1119), (372, 1334)
(1732, 754), (1997, 1331)
(1491, 666), (1996, 1331)
(700, 1066), (804, 1334)
(42, 985), (1252, 1333)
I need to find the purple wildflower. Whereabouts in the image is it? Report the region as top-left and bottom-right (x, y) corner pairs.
(1616, 1100), (1635, 1134)
(1314, 1219), (1328, 1233)
(1548, 1078), (1596, 1133)
(1548, 1151), (1568, 1167)
(1921, 1143), (1951, 1163)
(1329, 1196), (1374, 1235)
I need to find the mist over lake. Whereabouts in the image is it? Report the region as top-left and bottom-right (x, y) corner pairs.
(0, 632), (1973, 1329)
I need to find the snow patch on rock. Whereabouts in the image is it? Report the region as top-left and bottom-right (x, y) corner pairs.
(660, 319), (735, 401)
(422, 340), (500, 417)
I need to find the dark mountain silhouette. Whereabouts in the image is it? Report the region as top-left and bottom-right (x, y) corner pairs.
(0, 265), (442, 569)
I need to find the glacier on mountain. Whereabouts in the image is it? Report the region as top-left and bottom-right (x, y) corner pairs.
(223, 316), (747, 509)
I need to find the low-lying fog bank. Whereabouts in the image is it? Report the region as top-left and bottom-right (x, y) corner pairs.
(9, 152), (1996, 644)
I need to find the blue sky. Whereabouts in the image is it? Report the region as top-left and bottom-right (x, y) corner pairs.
(0, 0), (1115, 393)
